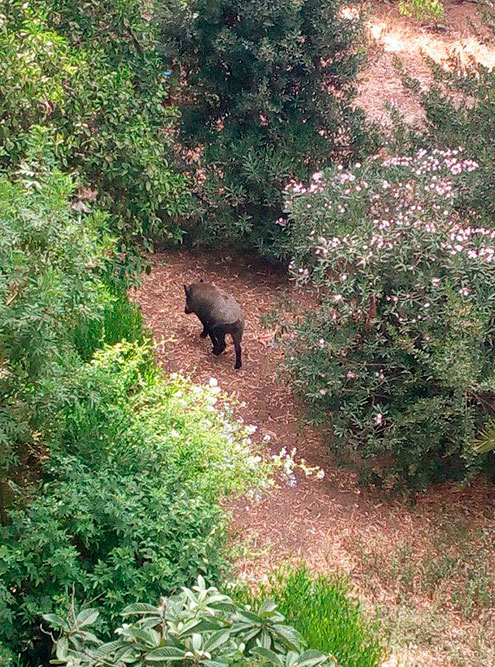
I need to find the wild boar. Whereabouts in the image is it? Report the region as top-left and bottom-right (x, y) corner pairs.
(184, 281), (245, 369)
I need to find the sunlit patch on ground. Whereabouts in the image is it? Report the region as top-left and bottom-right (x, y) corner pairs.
(357, 2), (495, 125)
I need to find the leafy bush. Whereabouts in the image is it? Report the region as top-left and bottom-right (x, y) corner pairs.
(250, 566), (385, 667)
(0, 0), (189, 261)
(281, 149), (495, 491)
(0, 343), (270, 663)
(164, 0), (375, 254)
(43, 576), (337, 666)
(0, 161), (113, 506)
(398, 0), (444, 23)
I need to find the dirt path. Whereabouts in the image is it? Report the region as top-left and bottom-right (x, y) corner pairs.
(135, 250), (495, 667)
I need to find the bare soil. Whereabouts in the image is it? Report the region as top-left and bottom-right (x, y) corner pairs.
(135, 4), (495, 664)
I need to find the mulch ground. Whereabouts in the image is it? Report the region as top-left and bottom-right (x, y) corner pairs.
(357, 1), (495, 126)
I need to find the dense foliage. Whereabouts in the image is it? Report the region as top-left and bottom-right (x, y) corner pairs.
(0, 0), (189, 262)
(0, 161), (113, 510)
(0, 343), (269, 663)
(163, 0), (374, 253)
(281, 149), (495, 491)
(246, 567), (385, 667)
(42, 576), (337, 666)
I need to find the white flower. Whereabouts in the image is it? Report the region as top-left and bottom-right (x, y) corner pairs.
(208, 377), (218, 387)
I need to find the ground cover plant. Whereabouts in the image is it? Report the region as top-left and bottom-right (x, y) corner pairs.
(281, 148), (495, 492)
(0, 343), (271, 664)
(347, 506), (495, 665)
(42, 575), (338, 666)
(162, 0), (375, 254)
(398, 0), (444, 23)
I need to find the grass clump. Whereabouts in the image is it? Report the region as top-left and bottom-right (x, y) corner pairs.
(73, 284), (147, 362)
(246, 566), (385, 667)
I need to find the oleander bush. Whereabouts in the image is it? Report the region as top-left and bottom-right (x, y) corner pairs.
(414, 1), (495, 224)
(162, 0), (376, 254)
(281, 148), (495, 492)
(0, 343), (270, 664)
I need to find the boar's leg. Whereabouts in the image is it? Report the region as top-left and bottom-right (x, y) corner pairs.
(232, 329), (242, 369)
(196, 315), (209, 338)
(208, 328), (218, 349)
(212, 328), (227, 356)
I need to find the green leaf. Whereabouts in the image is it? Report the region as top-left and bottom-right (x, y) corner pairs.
(146, 646), (187, 661)
(251, 646), (284, 666)
(122, 603), (160, 615)
(76, 608), (99, 628)
(42, 614), (67, 629)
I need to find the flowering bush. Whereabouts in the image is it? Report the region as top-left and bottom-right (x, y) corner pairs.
(281, 148), (495, 491)
(416, 3), (495, 225)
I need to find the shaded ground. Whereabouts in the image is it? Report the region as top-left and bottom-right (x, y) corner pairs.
(135, 250), (495, 666)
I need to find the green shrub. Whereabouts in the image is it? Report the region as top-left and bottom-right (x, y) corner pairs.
(281, 149), (495, 492)
(0, 0), (189, 261)
(398, 0), (444, 23)
(0, 160), (113, 505)
(251, 566), (385, 667)
(164, 0), (375, 254)
(42, 576), (337, 666)
(0, 343), (270, 663)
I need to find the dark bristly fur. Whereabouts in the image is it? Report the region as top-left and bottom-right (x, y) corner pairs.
(184, 282), (245, 369)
